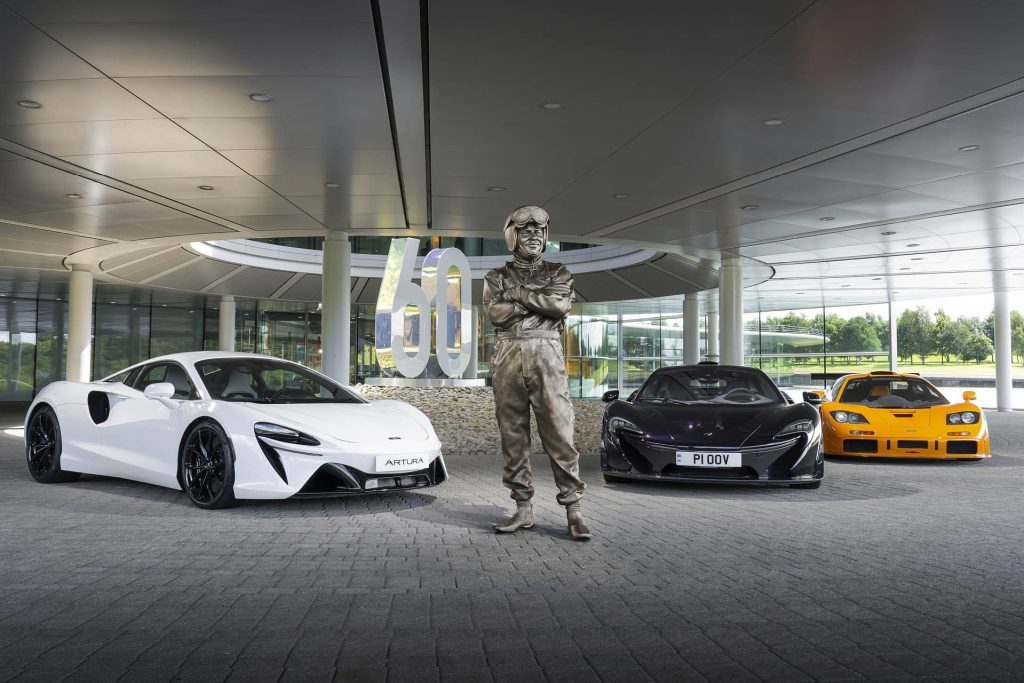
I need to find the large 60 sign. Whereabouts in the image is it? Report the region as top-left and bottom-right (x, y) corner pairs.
(374, 238), (473, 378)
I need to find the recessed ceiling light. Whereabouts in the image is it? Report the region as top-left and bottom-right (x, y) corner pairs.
(487, 186), (506, 192)
(197, 185), (215, 191)
(882, 231), (896, 236)
(109, 301), (116, 304)
(911, 257), (924, 261)
(899, 267), (911, 271)
(613, 193), (630, 199)
(906, 243), (920, 247)
(871, 277), (881, 281)
(840, 284), (851, 288)
(959, 282), (969, 285)
(17, 99), (42, 109)
(65, 193), (82, 199)
(959, 144), (980, 152)
(762, 118), (785, 126)
(819, 216), (835, 221)
(740, 205), (758, 211)
(248, 93), (272, 102)
(540, 101), (563, 110)
(795, 292), (804, 295)
(324, 182), (340, 189)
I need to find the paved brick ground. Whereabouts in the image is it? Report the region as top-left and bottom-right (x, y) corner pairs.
(1, 404), (1023, 682)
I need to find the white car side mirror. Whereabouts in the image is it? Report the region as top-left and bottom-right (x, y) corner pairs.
(144, 382), (175, 400)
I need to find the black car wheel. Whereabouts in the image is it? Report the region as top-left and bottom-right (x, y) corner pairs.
(25, 406), (80, 484)
(181, 420), (237, 509)
(791, 481), (821, 489)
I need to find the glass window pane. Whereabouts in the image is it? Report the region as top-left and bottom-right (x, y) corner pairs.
(0, 298), (37, 400)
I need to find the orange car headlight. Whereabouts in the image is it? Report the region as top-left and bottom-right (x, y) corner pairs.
(831, 410), (868, 424)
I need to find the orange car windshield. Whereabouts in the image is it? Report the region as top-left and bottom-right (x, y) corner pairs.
(838, 378), (949, 408)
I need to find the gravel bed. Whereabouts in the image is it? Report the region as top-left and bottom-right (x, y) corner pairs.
(351, 385), (605, 456)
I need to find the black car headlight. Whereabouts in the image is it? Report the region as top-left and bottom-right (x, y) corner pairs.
(830, 410), (868, 424)
(254, 422), (320, 446)
(608, 417), (640, 433)
(776, 419), (816, 438)
(947, 411), (979, 425)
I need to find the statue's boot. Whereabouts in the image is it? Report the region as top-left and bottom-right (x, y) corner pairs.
(494, 501), (534, 533)
(566, 502), (592, 541)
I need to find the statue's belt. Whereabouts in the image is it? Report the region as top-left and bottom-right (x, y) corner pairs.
(496, 330), (561, 340)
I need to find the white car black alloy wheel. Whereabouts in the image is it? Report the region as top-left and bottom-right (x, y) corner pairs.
(181, 421), (236, 509)
(26, 406), (79, 484)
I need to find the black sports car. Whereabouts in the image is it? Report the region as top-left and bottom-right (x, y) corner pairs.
(600, 363), (823, 488)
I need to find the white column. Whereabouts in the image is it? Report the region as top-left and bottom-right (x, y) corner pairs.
(706, 312), (719, 362)
(321, 231), (352, 384)
(994, 285), (1013, 412)
(684, 292), (700, 365)
(888, 300), (898, 372)
(718, 254), (744, 365)
(67, 264), (93, 382)
(218, 295), (236, 352)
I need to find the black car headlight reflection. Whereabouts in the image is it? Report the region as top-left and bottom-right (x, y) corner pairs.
(607, 417), (641, 445)
(776, 419), (818, 439)
(830, 410), (868, 424)
(947, 411), (979, 425)
(254, 422), (320, 446)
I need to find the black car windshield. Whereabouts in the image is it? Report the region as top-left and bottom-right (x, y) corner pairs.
(636, 367), (783, 406)
(838, 377), (949, 408)
(195, 358), (365, 404)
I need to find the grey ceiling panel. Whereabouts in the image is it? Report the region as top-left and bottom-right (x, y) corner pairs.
(0, 223), (110, 252)
(573, 271), (648, 303)
(0, 119), (205, 156)
(39, 21), (379, 79)
(6, 0), (371, 23)
(132, 175), (277, 200)
(289, 195), (406, 216)
(221, 148), (396, 177)
(119, 76), (387, 121)
(118, 218), (236, 239)
(102, 246), (176, 271)
(908, 170), (1024, 205)
(258, 174), (400, 197)
(227, 214), (324, 231)
(114, 248), (196, 281)
(62, 151), (245, 179)
(611, 265), (691, 297)
(801, 151), (970, 188)
(0, 78), (157, 126)
(279, 274), (321, 302)
(147, 257), (238, 291)
(205, 267), (293, 298)
(0, 251), (65, 271)
(185, 196), (303, 216)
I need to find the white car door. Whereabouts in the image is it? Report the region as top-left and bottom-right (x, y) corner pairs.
(95, 362), (194, 489)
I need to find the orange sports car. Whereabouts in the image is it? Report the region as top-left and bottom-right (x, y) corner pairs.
(805, 371), (990, 460)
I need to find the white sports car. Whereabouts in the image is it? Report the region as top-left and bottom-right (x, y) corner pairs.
(24, 352), (447, 508)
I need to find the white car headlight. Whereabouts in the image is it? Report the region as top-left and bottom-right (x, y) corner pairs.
(946, 412), (979, 425)
(255, 422), (320, 446)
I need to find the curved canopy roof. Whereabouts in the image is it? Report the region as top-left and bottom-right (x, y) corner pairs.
(1, 1), (1024, 311)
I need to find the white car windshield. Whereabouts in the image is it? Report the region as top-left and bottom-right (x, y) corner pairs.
(636, 367), (783, 406)
(195, 359), (365, 404)
(838, 377), (949, 408)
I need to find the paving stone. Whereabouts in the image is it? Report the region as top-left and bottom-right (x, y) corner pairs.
(1, 405), (1024, 681)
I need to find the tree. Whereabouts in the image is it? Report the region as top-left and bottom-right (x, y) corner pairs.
(958, 331), (994, 364)
(896, 307), (934, 364)
(933, 310), (954, 364)
(832, 316), (882, 356)
(1011, 311), (1024, 364)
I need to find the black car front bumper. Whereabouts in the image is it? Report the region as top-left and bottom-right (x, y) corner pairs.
(602, 432), (823, 485)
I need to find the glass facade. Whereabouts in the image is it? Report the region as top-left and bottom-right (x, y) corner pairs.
(4, 284), (1022, 401)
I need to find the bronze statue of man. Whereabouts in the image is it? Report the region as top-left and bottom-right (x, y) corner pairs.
(483, 205), (590, 540)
